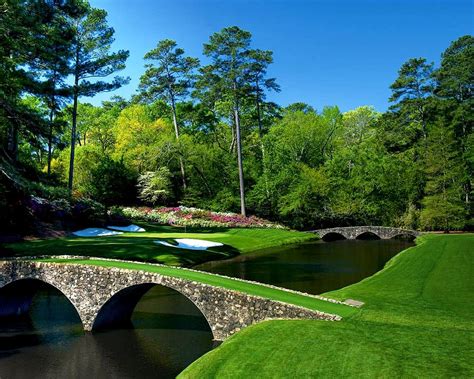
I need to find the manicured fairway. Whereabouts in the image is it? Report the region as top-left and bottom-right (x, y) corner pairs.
(179, 234), (474, 378)
(35, 257), (356, 318)
(5, 223), (316, 266)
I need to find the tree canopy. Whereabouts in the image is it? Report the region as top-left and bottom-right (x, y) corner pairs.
(0, 2), (471, 232)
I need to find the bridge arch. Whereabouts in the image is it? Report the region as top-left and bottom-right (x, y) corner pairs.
(390, 233), (417, 241)
(92, 282), (214, 339)
(321, 232), (347, 242)
(315, 226), (420, 240)
(355, 231), (380, 240)
(0, 278), (84, 328)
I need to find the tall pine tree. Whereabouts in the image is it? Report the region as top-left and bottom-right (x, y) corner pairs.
(201, 26), (253, 216)
(68, 6), (129, 191)
(139, 39), (199, 190)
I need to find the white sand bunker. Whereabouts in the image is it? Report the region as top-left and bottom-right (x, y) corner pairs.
(107, 224), (146, 232)
(72, 228), (123, 237)
(154, 238), (223, 250)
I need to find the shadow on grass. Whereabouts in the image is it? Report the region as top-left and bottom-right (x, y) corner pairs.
(4, 232), (240, 267)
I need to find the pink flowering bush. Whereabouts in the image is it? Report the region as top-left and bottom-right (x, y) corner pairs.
(119, 206), (285, 229)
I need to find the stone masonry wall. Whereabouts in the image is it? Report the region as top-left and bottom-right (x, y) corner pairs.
(0, 260), (340, 341)
(314, 226), (421, 240)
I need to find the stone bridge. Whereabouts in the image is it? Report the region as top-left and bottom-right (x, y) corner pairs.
(0, 259), (341, 341)
(314, 226), (421, 241)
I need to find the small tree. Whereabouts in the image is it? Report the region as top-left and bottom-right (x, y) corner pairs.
(137, 168), (172, 205)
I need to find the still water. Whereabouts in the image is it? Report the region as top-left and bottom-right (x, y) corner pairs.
(197, 239), (414, 294)
(0, 239), (412, 378)
(0, 285), (213, 379)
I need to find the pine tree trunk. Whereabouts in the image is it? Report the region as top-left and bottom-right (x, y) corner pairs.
(68, 88), (78, 191)
(47, 107), (54, 176)
(68, 47), (80, 192)
(169, 92), (186, 191)
(255, 81), (270, 198)
(234, 82), (246, 216)
(256, 81), (263, 138)
(7, 124), (18, 161)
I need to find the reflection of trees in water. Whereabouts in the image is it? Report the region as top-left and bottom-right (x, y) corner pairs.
(197, 240), (414, 295)
(0, 283), (213, 379)
(0, 280), (83, 348)
(131, 286), (214, 376)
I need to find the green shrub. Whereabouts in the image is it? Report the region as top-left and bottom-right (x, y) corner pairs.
(86, 157), (137, 207)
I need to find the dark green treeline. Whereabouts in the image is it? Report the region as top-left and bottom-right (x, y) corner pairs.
(0, 1), (472, 231)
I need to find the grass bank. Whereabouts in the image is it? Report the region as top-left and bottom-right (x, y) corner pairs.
(4, 223), (316, 266)
(179, 234), (474, 378)
(35, 257), (356, 318)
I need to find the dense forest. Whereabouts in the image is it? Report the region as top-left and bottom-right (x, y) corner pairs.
(0, 0), (472, 233)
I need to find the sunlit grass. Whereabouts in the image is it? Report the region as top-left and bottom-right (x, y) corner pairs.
(179, 234), (474, 378)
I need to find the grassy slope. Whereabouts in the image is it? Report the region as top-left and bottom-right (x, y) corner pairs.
(179, 234), (474, 378)
(35, 257), (356, 317)
(5, 223), (316, 266)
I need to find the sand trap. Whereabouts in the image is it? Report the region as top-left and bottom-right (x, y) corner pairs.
(107, 224), (146, 232)
(72, 228), (123, 237)
(154, 238), (223, 250)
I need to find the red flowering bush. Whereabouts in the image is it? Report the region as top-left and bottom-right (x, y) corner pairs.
(119, 206), (285, 229)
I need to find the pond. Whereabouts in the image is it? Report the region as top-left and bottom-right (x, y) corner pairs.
(196, 239), (414, 295)
(0, 239), (413, 378)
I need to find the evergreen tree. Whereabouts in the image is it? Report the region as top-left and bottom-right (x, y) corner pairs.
(245, 49), (280, 137)
(139, 39), (199, 190)
(34, 2), (80, 175)
(0, 0), (66, 160)
(420, 123), (466, 231)
(389, 57), (434, 141)
(68, 6), (129, 191)
(201, 26), (253, 216)
(434, 35), (473, 208)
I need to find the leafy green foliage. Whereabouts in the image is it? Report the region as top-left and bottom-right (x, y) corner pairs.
(0, 9), (471, 233)
(87, 157), (136, 207)
(139, 40), (199, 108)
(420, 124), (467, 230)
(138, 39), (199, 190)
(68, 6), (130, 190)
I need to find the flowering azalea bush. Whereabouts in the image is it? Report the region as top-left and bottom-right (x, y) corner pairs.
(118, 206), (286, 229)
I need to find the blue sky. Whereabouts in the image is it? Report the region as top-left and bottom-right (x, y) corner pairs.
(89, 0), (472, 112)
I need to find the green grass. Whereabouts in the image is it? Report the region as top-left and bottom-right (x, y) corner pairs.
(179, 234), (474, 378)
(4, 223), (316, 266)
(34, 256), (356, 318)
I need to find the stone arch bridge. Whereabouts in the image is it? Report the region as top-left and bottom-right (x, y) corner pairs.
(314, 226), (421, 241)
(0, 259), (341, 341)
